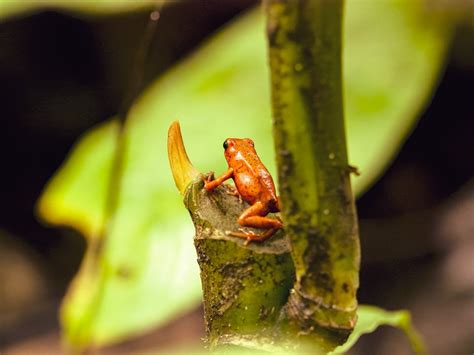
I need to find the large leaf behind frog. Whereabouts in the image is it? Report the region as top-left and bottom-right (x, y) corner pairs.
(38, 0), (453, 348)
(0, 0), (158, 21)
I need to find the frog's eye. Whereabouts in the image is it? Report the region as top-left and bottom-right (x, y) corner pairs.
(246, 138), (254, 147)
(223, 140), (229, 150)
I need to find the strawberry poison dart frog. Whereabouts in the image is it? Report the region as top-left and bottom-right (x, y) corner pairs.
(204, 138), (283, 244)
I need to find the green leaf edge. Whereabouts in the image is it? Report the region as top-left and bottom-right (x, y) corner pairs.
(0, 0), (157, 21)
(330, 305), (425, 354)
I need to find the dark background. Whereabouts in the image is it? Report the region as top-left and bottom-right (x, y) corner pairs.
(0, 1), (472, 354)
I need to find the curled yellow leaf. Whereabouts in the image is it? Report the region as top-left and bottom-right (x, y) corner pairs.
(167, 120), (200, 194)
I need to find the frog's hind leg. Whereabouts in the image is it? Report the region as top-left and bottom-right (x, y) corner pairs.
(228, 227), (280, 246)
(228, 201), (283, 244)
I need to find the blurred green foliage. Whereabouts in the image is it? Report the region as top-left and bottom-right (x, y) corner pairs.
(32, 0), (453, 350)
(331, 305), (424, 354)
(0, 0), (158, 20)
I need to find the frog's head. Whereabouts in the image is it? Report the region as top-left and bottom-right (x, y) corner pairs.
(223, 138), (255, 163)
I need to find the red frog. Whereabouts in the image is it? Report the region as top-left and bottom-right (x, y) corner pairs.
(204, 138), (283, 244)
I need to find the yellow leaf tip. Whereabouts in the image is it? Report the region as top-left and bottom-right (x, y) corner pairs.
(167, 120), (200, 194)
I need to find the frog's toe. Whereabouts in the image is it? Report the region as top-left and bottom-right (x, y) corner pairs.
(238, 228), (257, 236)
(206, 171), (215, 181)
(224, 185), (240, 197)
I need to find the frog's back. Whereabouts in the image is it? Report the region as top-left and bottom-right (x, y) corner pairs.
(232, 150), (278, 210)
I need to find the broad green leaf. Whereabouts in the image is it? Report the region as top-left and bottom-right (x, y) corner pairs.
(37, 0), (453, 349)
(38, 121), (117, 238)
(0, 0), (156, 21)
(344, 0), (454, 194)
(331, 305), (425, 354)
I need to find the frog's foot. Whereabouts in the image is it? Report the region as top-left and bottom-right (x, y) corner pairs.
(201, 171), (215, 184)
(224, 185), (243, 203)
(227, 228), (278, 246)
(201, 171), (216, 191)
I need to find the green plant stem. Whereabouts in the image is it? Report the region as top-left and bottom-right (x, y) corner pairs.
(185, 179), (295, 350)
(265, 0), (360, 332)
(180, 0), (361, 351)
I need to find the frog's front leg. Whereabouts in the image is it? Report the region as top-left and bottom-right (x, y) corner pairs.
(204, 168), (233, 191)
(228, 201), (283, 244)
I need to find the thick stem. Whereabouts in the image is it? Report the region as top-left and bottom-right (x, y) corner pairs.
(265, 0), (360, 332)
(185, 179), (295, 350)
